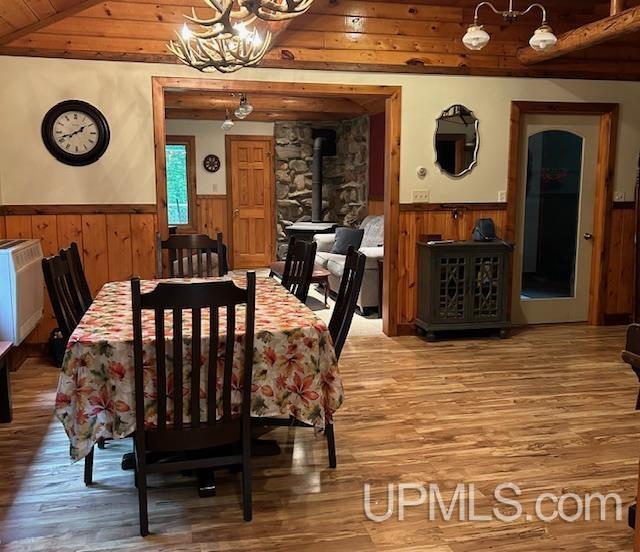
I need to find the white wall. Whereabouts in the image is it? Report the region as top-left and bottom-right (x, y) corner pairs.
(166, 119), (274, 195)
(0, 55), (639, 205)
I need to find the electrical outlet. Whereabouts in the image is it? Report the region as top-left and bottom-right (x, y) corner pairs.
(498, 190), (507, 202)
(614, 191), (626, 202)
(412, 189), (430, 203)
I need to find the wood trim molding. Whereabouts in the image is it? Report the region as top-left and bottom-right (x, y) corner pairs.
(612, 201), (635, 209)
(506, 100), (619, 326)
(152, 76), (402, 336)
(399, 202), (507, 212)
(197, 194), (227, 199)
(0, 204), (156, 215)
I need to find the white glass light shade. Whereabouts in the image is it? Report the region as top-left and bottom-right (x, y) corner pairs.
(234, 106), (248, 119)
(221, 115), (235, 130)
(529, 24), (557, 51)
(462, 24), (490, 51)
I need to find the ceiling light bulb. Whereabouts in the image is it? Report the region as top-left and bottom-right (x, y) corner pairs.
(235, 106), (248, 119)
(180, 23), (193, 41)
(462, 23), (490, 51)
(529, 24), (557, 51)
(221, 111), (234, 130)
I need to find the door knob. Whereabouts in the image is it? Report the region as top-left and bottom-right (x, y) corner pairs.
(583, 232), (593, 240)
(233, 209), (239, 216)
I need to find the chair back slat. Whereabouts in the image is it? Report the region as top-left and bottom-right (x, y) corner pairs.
(191, 308), (202, 428)
(131, 275), (256, 444)
(42, 254), (84, 338)
(222, 306), (235, 422)
(281, 236), (317, 303)
(207, 308), (219, 425)
(328, 247), (366, 360)
(156, 232), (228, 279)
(59, 242), (92, 314)
(155, 308), (167, 429)
(173, 308), (184, 430)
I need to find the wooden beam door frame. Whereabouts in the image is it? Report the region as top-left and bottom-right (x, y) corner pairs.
(506, 101), (619, 325)
(224, 134), (276, 269)
(152, 77), (402, 336)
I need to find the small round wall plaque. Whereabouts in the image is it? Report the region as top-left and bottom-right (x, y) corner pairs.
(203, 154), (221, 173)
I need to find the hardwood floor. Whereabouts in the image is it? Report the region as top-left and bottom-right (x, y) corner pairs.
(0, 325), (637, 551)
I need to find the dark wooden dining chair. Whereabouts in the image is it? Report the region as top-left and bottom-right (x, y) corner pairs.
(156, 232), (228, 278)
(281, 236), (317, 303)
(60, 242), (93, 314)
(43, 253), (100, 484)
(131, 272), (256, 536)
(42, 254), (84, 340)
(622, 323), (640, 409)
(328, 247), (366, 361)
(254, 249), (361, 469)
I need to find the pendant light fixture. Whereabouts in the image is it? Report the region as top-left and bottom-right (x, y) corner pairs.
(463, 1), (557, 52)
(221, 109), (235, 130)
(234, 94), (253, 119)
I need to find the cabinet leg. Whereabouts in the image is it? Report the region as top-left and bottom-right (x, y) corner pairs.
(499, 329), (509, 339)
(426, 332), (437, 342)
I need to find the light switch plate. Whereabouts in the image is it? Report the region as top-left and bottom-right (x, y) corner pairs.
(412, 189), (430, 202)
(498, 190), (507, 202)
(614, 191), (626, 202)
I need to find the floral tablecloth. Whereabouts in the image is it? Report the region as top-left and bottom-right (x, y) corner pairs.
(54, 276), (343, 461)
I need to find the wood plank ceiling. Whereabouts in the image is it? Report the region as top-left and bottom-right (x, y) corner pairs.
(0, 0), (640, 80)
(164, 90), (384, 121)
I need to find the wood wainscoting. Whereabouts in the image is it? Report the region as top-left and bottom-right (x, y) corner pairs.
(395, 201), (636, 332)
(0, 208), (158, 345)
(196, 195), (228, 240)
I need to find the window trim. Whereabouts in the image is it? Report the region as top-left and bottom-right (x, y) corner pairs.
(165, 135), (198, 233)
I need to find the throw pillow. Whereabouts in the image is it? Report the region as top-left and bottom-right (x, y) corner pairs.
(331, 227), (364, 255)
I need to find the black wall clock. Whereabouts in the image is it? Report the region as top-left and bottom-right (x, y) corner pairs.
(203, 154), (221, 173)
(41, 100), (110, 166)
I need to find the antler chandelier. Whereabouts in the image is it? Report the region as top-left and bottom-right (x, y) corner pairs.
(168, 0), (313, 73)
(462, 1), (557, 52)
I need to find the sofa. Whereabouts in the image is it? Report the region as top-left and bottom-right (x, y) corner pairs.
(313, 215), (384, 313)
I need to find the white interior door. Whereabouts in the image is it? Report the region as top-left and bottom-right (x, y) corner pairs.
(512, 114), (599, 325)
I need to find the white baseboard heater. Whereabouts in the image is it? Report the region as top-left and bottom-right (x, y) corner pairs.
(0, 239), (44, 345)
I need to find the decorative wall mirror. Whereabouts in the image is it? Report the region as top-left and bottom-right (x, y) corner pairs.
(435, 104), (479, 177)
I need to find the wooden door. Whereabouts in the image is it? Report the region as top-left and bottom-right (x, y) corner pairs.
(226, 136), (275, 269)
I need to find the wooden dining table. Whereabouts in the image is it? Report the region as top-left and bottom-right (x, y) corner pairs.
(54, 276), (344, 462)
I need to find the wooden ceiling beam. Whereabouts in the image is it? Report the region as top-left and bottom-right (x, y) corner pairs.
(517, 4), (640, 65)
(0, 0), (104, 45)
(165, 107), (354, 121)
(164, 91), (368, 114)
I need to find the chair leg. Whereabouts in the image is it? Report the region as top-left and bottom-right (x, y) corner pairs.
(136, 450), (149, 536)
(84, 446), (94, 486)
(242, 433), (252, 521)
(97, 437), (106, 450)
(326, 421), (337, 469)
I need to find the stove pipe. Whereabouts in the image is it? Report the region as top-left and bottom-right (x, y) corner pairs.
(311, 136), (325, 223)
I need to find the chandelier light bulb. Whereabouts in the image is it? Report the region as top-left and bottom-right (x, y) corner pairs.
(180, 23), (193, 41)
(462, 23), (491, 51)
(529, 24), (557, 51)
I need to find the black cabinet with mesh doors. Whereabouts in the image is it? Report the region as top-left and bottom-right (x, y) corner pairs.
(416, 240), (512, 341)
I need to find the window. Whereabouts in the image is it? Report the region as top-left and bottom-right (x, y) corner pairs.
(165, 135), (197, 231)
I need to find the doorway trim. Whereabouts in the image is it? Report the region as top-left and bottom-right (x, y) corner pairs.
(224, 134), (276, 269)
(151, 76), (402, 336)
(506, 101), (619, 325)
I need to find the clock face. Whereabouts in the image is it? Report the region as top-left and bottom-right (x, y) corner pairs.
(52, 110), (99, 156)
(42, 100), (110, 166)
(203, 154), (221, 173)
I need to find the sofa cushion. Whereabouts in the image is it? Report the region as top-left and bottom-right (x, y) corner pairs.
(316, 251), (345, 271)
(361, 215), (384, 247)
(331, 227), (364, 254)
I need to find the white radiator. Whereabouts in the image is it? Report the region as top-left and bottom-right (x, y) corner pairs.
(0, 239), (44, 345)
